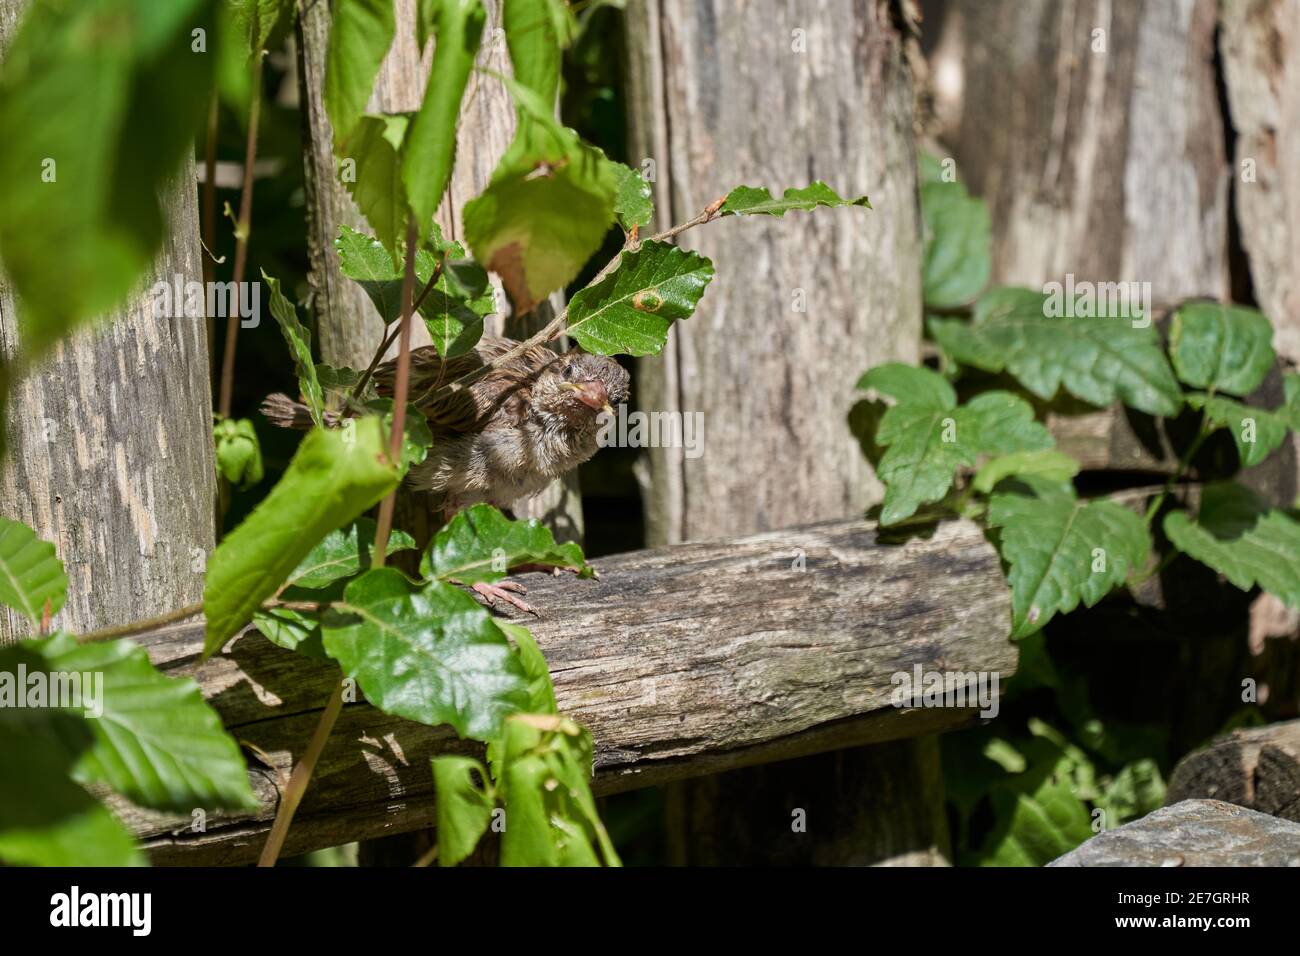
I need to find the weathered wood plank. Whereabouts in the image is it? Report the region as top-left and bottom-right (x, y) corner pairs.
(109, 515), (1014, 865)
(0, 0), (215, 644)
(1167, 719), (1300, 821)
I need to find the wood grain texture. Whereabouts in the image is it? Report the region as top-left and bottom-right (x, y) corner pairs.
(1166, 719), (1300, 821)
(935, 0), (1229, 304)
(0, 1), (215, 643)
(294, 0), (580, 538)
(107, 516), (1015, 865)
(627, 0), (924, 546)
(1220, 0), (1300, 365)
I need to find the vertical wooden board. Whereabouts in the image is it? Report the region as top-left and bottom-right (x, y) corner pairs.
(1220, 0), (1300, 365)
(938, 0), (1229, 304)
(629, 0), (923, 546)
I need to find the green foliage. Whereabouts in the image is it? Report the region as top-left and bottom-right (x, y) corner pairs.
(1164, 482), (1300, 609)
(324, 0), (396, 149)
(420, 504), (591, 583)
(430, 755), (495, 866)
(214, 418), (265, 489)
(929, 287), (1183, 417)
(230, 0), (294, 54)
(282, 518), (417, 591)
(0, 0), (218, 356)
(1186, 393), (1290, 468)
(565, 240), (714, 356)
(402, 0), (485, 233)
(0, 517), (67, 628)
(503, 0), (576, 107)
(463, 76), (619, 313)
(611, 160), (654, 232)
(203, 417), (402, 657)
(264, 271), (325, 426)
(340, 114), (411, 260)
(321, 568), (529, 741)
(857, 364), (1053, 526)
(1169, 302), (1275, 396)
(972, 450), (1080, 495)
(989, 478), (1151, 637)
(719, 182), (870, 217)
(919, 154), (991, 308)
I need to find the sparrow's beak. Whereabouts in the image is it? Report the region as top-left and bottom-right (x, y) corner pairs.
(562, 379), (612, 415)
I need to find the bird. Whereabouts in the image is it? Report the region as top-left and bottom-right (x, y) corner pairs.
(260, 337), (630, 613)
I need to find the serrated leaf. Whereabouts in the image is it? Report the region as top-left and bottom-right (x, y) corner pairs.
(322, 568), (528, 741)
(919, 155), (991, 308)
(286, 518), (417, 590)
(324, 0), (396, 149)
(973, 450), (1080, 495)
(1169, 302), (1275, 397)
(929, 287), (1183, 417)
(203, 418), (402, 657)
(1163, 482), (1300, 608)
(431, 755), (495, 867)
(720, 181), (870, 217)
(36, 632), (257, 812)
(214, 417), (264, 489)
(989, 480), (1152, 637)
(264, 270), (324, 426)
(610, 159), (653, 231)
(420, 504), (589, 583)
(340, 114), (410, 259)
(565, 240), (714, 356)
(859, 365), (1053, 525)
(463, 75), (618, 313)
(0, 518), (66, 628)
(1186, 393), (1289, 468)
(402, 0), (485, 232)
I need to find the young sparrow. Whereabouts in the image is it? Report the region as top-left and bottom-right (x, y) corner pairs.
(262, 337), (629, 515)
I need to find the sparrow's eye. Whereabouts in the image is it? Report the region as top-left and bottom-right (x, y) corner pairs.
(561, 364), (578, 381)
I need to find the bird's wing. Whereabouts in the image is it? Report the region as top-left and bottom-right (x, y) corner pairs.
(374, 338), (560, 434)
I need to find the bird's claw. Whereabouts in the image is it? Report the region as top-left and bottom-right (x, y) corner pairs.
(470, 580), (538, 616)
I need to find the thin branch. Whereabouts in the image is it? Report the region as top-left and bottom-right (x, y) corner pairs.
(413, 198), (727, 409)
(77, 603), (204, 644)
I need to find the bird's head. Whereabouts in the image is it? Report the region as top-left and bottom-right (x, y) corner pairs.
(532, 351), (629, 428)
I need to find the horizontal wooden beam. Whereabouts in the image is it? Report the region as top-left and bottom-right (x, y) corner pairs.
(109, 517), (1015, 865)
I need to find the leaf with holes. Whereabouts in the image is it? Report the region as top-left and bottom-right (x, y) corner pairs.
(565, 240), (714, 356)
(0, 518), (66, 628)
(1169, 302), (1275, 397)
(1163, 482), (1300, 609)
(989, 479), (1151, 637)
(420, 504), (590, 583)
(321, 568), (528, 740)
(431, 755), (495, 867)
(929, 287), (1183, 417)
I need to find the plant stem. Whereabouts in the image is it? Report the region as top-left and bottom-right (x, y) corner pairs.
(1144, 403), (1213, 525)
(412, 198), (727, 409)
(217, 55), (264, 420)
(345, 253), (446, 406)
(77, 603), (204, 644)
(256, 676), (345, 867)
(412, 843), (439, 867)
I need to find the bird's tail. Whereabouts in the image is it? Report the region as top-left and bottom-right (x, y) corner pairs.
(260, 393), (322, 429)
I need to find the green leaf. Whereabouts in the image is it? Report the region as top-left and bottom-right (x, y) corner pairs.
(36, 633), (258, 812)
(973, 450), (1080, 495)
(402, 0), (485, 232)
(214, 417), (265, 489)
(340, 113), (411, 260)
(264, 270), (325, 426)
(431, 755), (495, 866)
(421, 504), (590, 583)
(463, 75), (619, 313)
(253, 597), (330, 659)
(989, 479), (1152, 637)
(929, 287), (1183, 417)
(610, 159), (654, 231)
(0, 716), (141, 867)
(0, 0), (218, 360)
(1186, 393), (1289, 468)
(1163, 482), (1300, 609)
(230, 0), (293, 54)
(1098, 759), (1165, 827)
(486, 621), (557, 783)
(977, 744), (1094, 866)
(565, 240), (714, 356)
(0, 518), (66, 627)
(282, 518), (416, 590)
(1282, 372), (1300, 431)
(324, 0), (396, 149)
(322, 568), (528, 740)
(919, 156), (991, 308)
(1169, 302), (1275, 397)
(363, 397), (435, 467)
(858, 364), (1053, 526)
(719, 181), (870, 217)
(503, 0), (575, 107)
(203, 418), (403, 657)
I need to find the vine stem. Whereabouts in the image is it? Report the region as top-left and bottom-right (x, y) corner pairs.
(77, 603), (204, 644)
(412, 197), (727, 409)
(1143, 394), (1214, 526)
(257, 216), (420, 868)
